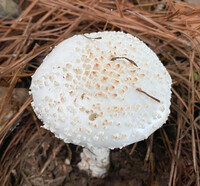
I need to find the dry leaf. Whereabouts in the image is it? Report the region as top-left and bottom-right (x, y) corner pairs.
(0, 0), (21, 19)
(0, 87), (29, 128)
(186, 0), (200, 5)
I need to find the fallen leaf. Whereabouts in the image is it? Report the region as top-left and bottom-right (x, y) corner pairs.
(0, 87), (29, 127)
(0, 0), (21, 19)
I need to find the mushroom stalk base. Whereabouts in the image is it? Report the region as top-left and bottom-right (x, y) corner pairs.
(78, 146), (110, 177)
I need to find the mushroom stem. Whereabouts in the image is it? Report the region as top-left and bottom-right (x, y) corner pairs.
(78, 146), (110, 177)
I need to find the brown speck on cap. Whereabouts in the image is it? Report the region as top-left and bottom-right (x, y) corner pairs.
(102, 76), (108, 81)
(80, 93), (85, 100)
(89, 113), (98, 121)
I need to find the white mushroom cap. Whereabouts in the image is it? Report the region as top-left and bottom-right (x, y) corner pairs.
(30, 31), (172, 149)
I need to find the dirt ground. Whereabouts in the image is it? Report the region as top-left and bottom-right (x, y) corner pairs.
(4, 124), (172, 186)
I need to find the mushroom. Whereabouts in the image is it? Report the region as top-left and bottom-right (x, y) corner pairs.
(30, 31), (172, 177)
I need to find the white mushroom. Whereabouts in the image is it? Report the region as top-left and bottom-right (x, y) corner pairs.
(30, 31), (172, 177)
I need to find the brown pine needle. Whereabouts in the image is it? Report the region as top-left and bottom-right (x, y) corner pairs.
(136, 88), (160, 103)
(111, 57), (138, 67)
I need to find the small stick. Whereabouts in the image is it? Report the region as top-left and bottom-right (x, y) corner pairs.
(83, 34), (102, 40)
(129, 142), (138, 155)
(136, 88), (160, 103)
(111, 57), (138, 67)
